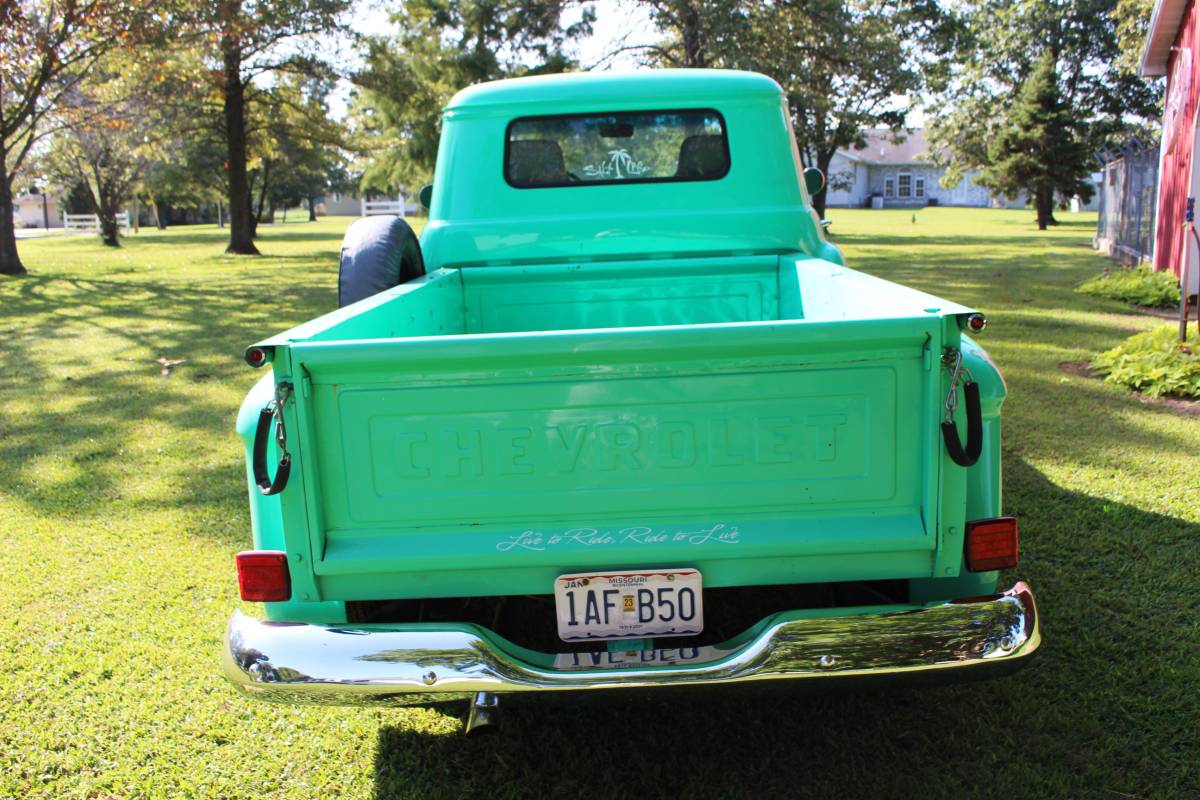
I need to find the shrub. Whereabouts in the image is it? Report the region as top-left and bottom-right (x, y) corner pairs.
(1077, 266), (1181, 309)
(1092, 324), (1200, 398)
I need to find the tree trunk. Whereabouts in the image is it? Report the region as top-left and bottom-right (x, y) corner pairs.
(97, 214), (121, 246)
(1034, 187), (1055, 230)
(148, 189), (165, 230)
(86, 165), (121, 247)
(221, 2), (258, 255)
(679, 2), (707, 67)
(307, 197), (317, 222)
(0, 168), (26, 276)
(248, 187), (257, 238)
(252, 160), (271, 234)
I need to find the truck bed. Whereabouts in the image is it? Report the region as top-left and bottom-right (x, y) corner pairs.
(249, 254), (975, 604)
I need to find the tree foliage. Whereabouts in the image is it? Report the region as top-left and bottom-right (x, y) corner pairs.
(1113, 0), (1156, 76)
(927, 0), (1161, 226)
(42, 59), (162, 246)
(638, 0), (947, 217)
(632, 0), (746, 68)
(177, 0), (350, 253)
(0, 0), (159, 274)
(244, 76), (347, 229)
(354, 0), (593, 193)
(982, 51), (1093, 229)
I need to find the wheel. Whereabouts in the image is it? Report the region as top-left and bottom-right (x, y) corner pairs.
(337, 215), (425, 308)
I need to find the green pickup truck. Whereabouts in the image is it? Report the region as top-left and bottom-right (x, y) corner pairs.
(222, 70), (1039, 731)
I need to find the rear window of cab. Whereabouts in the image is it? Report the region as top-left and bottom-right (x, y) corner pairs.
(505, 108), (730, 189)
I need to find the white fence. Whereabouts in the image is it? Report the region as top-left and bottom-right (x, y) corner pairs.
(63, 212), (131, 234)
(361, 196), (407, 217)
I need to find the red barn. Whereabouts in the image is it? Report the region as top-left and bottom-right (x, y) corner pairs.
(1144, 0), (1200, 292)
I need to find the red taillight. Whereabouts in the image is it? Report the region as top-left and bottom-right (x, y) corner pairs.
(965, 516), (1019, 572)
(236, 551), (291, 602)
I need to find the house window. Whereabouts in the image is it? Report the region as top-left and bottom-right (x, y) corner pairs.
(884, 177), (895, 198)
(915, 177), (925, 199)
(897, 173), (913, 198)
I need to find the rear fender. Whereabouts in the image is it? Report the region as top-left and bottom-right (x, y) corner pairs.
(912, 334), (1007, 602)
(236, 372), (346, 623)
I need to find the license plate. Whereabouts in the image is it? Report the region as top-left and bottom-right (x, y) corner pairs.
(553, 568), (703, 642)
(553, 644), (731, 670)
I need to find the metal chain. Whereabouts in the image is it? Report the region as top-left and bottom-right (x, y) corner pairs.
(942, 348), (973, 422)
(271, 382), (292, 460)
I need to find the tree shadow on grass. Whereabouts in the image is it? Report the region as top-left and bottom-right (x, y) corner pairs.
(370, 457), (1199, 800)
(0, 271), (331, 531)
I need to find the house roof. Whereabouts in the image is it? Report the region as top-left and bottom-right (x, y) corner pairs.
(1141, 0), (1187, 76)
(839, 128), (941, 166)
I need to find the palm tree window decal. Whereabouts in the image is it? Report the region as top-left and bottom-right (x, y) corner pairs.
(583, 149), (651, 180)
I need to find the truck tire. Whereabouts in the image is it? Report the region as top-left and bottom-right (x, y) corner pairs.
(338, 215), (426, 308)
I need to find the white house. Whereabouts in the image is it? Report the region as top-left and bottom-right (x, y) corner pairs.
(824, 129), (992, 208)
(13, 190), (62, 228)
(824, 128), (1100, 211)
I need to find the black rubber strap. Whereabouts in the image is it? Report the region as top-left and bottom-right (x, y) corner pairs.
(252, 406), (291, 495)
(941, 380), (983, 467)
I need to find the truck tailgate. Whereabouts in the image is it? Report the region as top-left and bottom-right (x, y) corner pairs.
(283, 316), (951, 601)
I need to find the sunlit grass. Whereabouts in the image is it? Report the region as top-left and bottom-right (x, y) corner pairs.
(0, 209), (1196, 799)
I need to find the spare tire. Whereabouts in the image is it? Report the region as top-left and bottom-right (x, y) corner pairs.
(338, 215), (425, 308)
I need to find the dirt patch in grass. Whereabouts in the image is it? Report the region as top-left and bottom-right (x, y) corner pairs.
(1058, 359), (1096, 379)
(1059, 360), (1200, 416)
(1133, 304), (1181, 320)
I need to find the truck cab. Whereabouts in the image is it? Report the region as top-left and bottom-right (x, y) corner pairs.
(223, 70), (1038, 726)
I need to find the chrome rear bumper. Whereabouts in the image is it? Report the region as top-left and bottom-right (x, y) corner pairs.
(222, 582), (1040, 706)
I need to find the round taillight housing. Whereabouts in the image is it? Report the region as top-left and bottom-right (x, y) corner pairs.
(966, 313), (987, 332)
(245, 347), (268, 367)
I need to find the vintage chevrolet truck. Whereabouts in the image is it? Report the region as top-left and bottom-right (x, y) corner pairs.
(222, 70), (1039, 731)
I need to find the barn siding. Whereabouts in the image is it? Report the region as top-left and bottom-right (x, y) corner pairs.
(1154, 0), (1198, 278)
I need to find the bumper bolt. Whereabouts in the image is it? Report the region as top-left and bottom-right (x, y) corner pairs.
(818, 655), (836, 669)
(422, 671), (437, 685)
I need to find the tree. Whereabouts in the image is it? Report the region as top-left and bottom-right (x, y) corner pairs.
(354, 0), (593, 193)
(751, 0), (945, 218)
(983, 51), (1093, 229)
(180, 0), (349, 254)
(244, 76), (346, 232)
(631, 0), (746, 67)
(927, 0), (1161, 225)
(0, 0), (156, 275)
(642, 0), (945, 218)
(43, 59), (161, 246)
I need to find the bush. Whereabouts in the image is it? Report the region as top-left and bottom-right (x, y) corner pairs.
(1092, 324), (1200, 398)
(1077, 266), (1181, 309)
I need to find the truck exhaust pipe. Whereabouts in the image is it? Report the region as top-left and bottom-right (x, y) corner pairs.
(464, 692), (500, 735)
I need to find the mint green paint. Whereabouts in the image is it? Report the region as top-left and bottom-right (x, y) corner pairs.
(237, 70), (1006, 624)
(423, 71), (842, 269)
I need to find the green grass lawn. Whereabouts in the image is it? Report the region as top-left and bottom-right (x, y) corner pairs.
(1, 209), (1197, 799)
